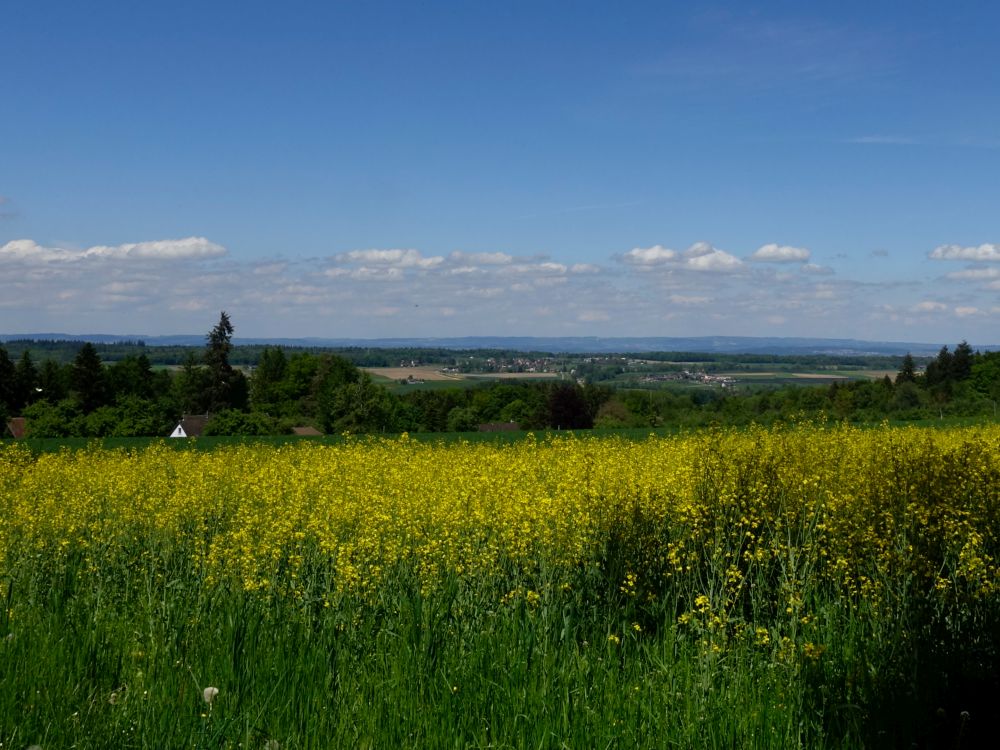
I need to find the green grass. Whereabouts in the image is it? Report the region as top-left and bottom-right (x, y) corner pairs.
(4, 541), (991, 747)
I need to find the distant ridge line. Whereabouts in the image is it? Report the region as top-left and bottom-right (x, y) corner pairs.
(3, 333), (995, 356)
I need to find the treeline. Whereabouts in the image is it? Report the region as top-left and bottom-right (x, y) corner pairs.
(0, 315), (613, 438)
(0, 348), (610, 438)
(595, 342), (1000, 428)
(3, 325), (999, 439)
(0, 315), (401, 437)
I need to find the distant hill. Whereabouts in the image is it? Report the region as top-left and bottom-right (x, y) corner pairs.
(3, 333), (994, 356)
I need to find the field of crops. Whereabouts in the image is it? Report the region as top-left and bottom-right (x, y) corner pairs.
(2, 424), (999, 748)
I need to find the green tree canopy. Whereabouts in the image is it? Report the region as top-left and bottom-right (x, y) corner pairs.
(71, 343), (108, 413)
(0, 347), (16, 414)
(896, 353), (917, 385)
(204, 311), (247, 412)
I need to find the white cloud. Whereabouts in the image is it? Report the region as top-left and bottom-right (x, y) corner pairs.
(622, 245), (677, 265)
(683, 241), (715, 258)
(500, 262), (568, 277)
(335, 248), (443, 268)
(537, 262), (567, 274)
(0, 236), (226, 264)
(456, 286), (504, 298)
(4, 233), (995, 340)
(448, 251), (512, 265)
(85, 237), (227, 260)
(682, 243), (743, 272)
(929, 243), (1000, 262)
(749, 243), (810, 263)
(1, 239), (77, 263)
(349, 267), (405, 281)
(532, 275), (568, 287)
(622, 242), (742, 272)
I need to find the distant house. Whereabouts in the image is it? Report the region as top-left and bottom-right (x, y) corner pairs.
(5, 417), (26, 440)
(478, 421), (520, 432)
(169, 415), (209, 438)
(291, 426), (323, 437)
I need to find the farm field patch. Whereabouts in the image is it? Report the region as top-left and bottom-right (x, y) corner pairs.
(465, 371), (561, 380)
(364, 365), (465, 381)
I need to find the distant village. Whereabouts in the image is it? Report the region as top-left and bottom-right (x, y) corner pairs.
(639, 370), (737, 388)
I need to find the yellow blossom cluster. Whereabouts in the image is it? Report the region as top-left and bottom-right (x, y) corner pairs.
(1, 424), (997, 609)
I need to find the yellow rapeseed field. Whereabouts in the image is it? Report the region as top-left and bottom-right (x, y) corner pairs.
(1, 424), (998, 614)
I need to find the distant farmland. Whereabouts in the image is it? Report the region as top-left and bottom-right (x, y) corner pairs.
(364, 366), (464, 382)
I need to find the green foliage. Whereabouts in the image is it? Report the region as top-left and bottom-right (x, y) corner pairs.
(320, 373), (399, 433)
(971, 352), (1000, 405)
(71, 342), (108, 413)
(0, 348), (15, 414)
(203, 410), (279, 436)
(204, 311), (247, 412)
(446, 405), (480, 432)
(37, 358), (70, 402)
(249, 346), (287, 410)
(896, 352), (917, 384)
(499, 398), (535, 426)
(172, 351), (211, 415)
(547, 383), (594, 429)
(12, 351), (38, 412)
(594, 397), (635, 428)
(22, 399), (80, 437)
(106, 354), (155, 400)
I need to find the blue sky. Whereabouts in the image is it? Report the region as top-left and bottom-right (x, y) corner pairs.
(2, 1), (999, 343)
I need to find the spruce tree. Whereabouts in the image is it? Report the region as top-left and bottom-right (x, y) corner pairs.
(896, 352), (917, 385)
(205, 311), (236, 413)
(0, 347), (15, 414)
(952, 340), (974, 381)
(14, 350), (38, 411)
(72, 343), (107, 413)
